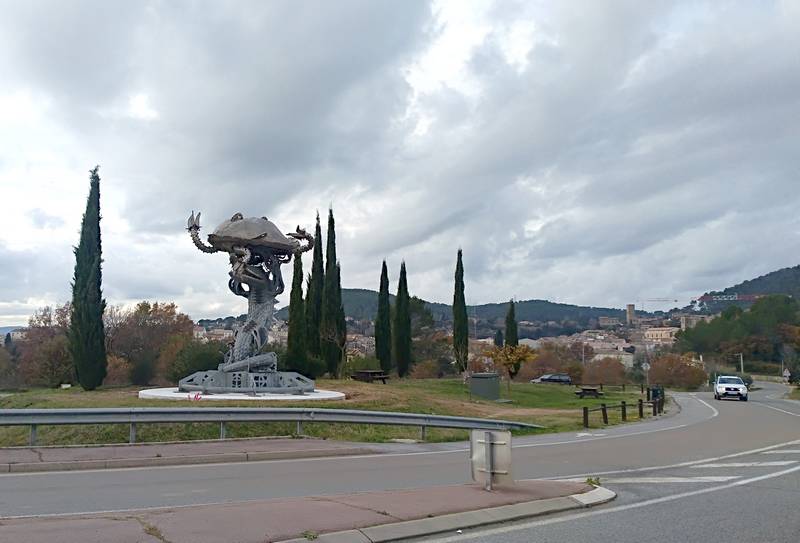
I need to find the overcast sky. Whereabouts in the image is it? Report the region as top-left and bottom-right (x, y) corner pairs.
(1, 0), (799, 326)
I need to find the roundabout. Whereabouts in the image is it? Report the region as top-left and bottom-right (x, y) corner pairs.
(138, 387), (346, 401)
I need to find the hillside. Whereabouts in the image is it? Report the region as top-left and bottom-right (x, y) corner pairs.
(698, 264), (800, 312)
(275, 288), (623, 326)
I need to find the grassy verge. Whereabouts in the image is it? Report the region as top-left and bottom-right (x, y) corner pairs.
(0, 379), (646, 446)
(790, 387), (800, 401)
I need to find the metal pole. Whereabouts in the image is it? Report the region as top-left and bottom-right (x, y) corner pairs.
(621, 401), (627, 421)
(641, 383), (644, 394)
(638, 399), (644, 418)
(296, 420), (303, 435)
(739, 353), (744, 374)
(484, 431), (493, 491)
(129, 422), (137, 444)
(29, 424), (37, 446)
(601, 404), (608, 425)
(219, 421), (227, 439)
(646, 387), (651, 402)
(420, 425), (427, 441)
(583, 406), (589, 428)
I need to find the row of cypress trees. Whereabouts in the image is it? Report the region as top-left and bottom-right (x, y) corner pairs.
(374, 260), (412, 376)
(374, 250), (519, 377)
(286, 209), (347, 377)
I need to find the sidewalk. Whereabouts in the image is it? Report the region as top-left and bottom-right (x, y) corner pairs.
(0, 480), (613, 543)
(0, 437), (377, 473)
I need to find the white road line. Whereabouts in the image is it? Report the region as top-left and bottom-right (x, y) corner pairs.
(562, 476), (740, 484)
(754, 402), (800, 417)
(690, 461), (797, 468)
(692, 395), (719, 417)
(761, 450), (800, 454)
(430, 463), (800, 542)
(536, 437), (800, 481)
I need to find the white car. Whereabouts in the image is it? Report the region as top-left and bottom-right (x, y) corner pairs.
(713, 375), (748, 401)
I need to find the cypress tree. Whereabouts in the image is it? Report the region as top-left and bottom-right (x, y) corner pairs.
(375, 260), (392, 373)
(305, 212), (324, 357)
(287, 253), (307, 369)
(321, 208), (344, 375)
(494, 329), (504, 347)
(394, 262), (412, 377)
(452, 249), (468, 373)
(505, 300), (518, 347)
(68, 166), (107, 390)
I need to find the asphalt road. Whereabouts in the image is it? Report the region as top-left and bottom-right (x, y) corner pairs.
(1, 381), (798, 530)
(421, 381), (800, 543)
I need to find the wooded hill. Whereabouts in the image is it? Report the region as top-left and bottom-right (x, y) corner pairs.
(698, 264), (800, 312)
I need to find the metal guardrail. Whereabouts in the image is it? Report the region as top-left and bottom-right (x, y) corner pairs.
(0, 407), (543, 446)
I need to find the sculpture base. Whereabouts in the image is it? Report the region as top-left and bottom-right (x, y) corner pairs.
(178, 369), (314, 394)
(138, 387), (346, 401)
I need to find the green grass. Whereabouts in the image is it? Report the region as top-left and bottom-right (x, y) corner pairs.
(0, 380), (648, 446)
(790, 387), (800, 400)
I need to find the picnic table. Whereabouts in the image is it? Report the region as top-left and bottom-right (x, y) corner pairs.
(575, 386), (604, 399)
(351, 369), (390, 384)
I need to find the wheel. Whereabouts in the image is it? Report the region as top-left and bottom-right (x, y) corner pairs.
(714, 393), (719, 400)
(740, 395), (748, 402)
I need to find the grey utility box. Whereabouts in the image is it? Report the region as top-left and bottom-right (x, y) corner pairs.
(470, 372), (500, 401)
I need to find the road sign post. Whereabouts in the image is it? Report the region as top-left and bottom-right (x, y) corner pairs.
(470, 429), (512, 491)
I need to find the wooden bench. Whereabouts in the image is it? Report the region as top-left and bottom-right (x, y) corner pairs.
(351, 369), (390, 384)
(575, 386), (604, 399)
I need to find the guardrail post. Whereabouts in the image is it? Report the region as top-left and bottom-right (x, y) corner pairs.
(601, 403), (608, 425)
(652, 400), (658, 417)
(638, 399), (644, 418)
(621, 401), (627, 421)
(29, 424), (37, 446)
(219, 421), (227, 440)
(420, 425), (427, 441)
(583, 406), (589, 428)
(129, 422), (137, 444)
(484, 430), (493, 491)
(296, 420), (303, 435)
(646, 387), (651, 401)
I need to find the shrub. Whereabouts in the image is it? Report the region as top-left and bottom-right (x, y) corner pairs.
(104, 355), (132, 386)
(340, 356), (380, 378)
(167, 341), (226, 383)
(650, 354), (707, 389)
(582, 357), (626, 385)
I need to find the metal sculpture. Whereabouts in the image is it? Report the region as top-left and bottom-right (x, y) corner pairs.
(179, 212), (315, 394)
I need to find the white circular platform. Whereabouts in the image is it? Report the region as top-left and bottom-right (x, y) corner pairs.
(138, 387), (345, 401)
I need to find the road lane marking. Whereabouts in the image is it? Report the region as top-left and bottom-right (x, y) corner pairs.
(754, 402), (800, 417)
(690, 461), (797, 468)
(761, 450), (800, 454)
(692, 395), (719, 417)
(430, 463), (800, 542)
(536, 437), (800, 481)
(562, 476), (740, 483)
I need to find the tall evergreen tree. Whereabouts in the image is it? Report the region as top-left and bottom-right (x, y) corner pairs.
(375, 260), (392, 373)
(505, 299), (518, 347)
(68, 166), (107, 390)
(394, 262), (412, 377)
(452, 249), (468, 373)
(287, 253), (307, 369)
(305, 212), (324, 357)
(494, 329), (504, 347)
(321, 208), (345, 375)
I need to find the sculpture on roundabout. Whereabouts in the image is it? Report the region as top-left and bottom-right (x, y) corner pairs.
(178, 211), (315, 395)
